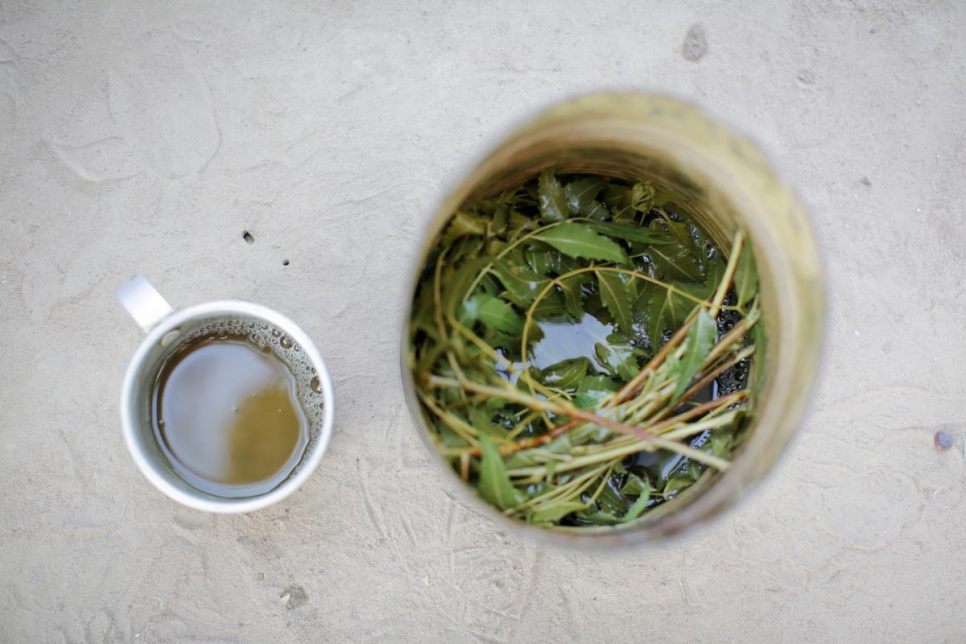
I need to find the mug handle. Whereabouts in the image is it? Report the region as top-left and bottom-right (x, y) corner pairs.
(115, 275), (174, 333)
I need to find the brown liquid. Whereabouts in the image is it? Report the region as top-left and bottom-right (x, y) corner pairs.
(152, 335), (309, 498)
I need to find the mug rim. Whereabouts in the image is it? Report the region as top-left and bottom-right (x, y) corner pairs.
(120, 300), (335, 513)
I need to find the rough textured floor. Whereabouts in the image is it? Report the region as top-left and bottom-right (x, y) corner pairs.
(1, 1), (964, 642)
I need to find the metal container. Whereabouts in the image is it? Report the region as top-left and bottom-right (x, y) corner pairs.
(401, 93), (824, 547)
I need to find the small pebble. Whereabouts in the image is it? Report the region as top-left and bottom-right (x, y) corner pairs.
(682, 25), (707, 62)
(934, 431), (954, 451)
(860, 175), (872, 186)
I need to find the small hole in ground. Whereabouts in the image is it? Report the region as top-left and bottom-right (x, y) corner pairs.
(242, 231), (255, 244)
(282, 259), (290, 266)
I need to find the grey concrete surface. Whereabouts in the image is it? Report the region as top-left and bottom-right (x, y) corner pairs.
(1, 1), (964, 642)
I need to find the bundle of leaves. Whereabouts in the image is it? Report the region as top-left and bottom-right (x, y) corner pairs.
(408, 170), (761, 528)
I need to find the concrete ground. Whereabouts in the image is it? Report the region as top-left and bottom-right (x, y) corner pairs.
(1, 1), (964, 642)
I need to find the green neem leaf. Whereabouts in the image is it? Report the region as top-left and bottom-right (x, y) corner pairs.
(671, 254), (725, 302)
(663, 474), (693, 498)
(456, 292), (485, 326)
(441, 258), (488, 318)
(573, 375), (620, 409)
(673, 308), (716, 401)
(620, 472), (650, 497)
(547, 433), (573, 454)
(467, 405), (509, 439)
(638, 284), (694, 349)
(584, 220), (672, 245)
(476, 295), (525, 335)
(596, 271), (636, 335)
(491, 203), (509, 234)
(528, 501), (587, 526)
(558, 275), (587, 321)
(594, 340), (639, 382)
(563, 177), (608, 216)
(658, 216), (699, 257)
(735, 242), (759, 307)
(534, 357), (590, 390)
(508, 209), (540, 239)
(575, 508), (625, 525)
(709, 431), (733, 457)
(492, 257), (549, 306)
(436, 421), (469, 448)
(622, 488), (652, 522)
(599, 184), (631, 219)
(688, 459), (703, 481)
(524, 243), (560, 276)
(478, 435), (525, 510)
(504, 450), (544, 469)
(534, 222), (628, 264)
(531, 289), (568, 321)
(644, 240), (703, 282)
(628, 181), (657, 213)
(751, 318), (766, 391)
(441, 210), (487, 246)
(538, 169), (570, 222)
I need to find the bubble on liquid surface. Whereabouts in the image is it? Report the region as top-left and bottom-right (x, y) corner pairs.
(176, 315), (326, 446)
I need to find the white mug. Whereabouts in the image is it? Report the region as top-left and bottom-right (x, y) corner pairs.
(116, 275), (334, 513)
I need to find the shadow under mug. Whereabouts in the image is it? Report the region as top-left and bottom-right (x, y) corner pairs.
(116, 275), (335, 513)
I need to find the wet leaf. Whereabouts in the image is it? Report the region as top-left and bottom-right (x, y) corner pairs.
(504, 450), (544, 469)
(531, 289), (568, 321)
(622, 492), (651, 522)
(535, 357), (591, 390)
(563, 177), (608, 217)
(573, 375), (620, 409)
(441, 210), (487, 246)
(673, 308), (716, 401)
(638, 284), (694, 349)
(524, 243), (560, 276)
(508, 209), (539, 239)
(476, 295), (524, 335)
(529, 501), (587, 525)
(751, 318), (766, 391)
(620, 472), (650, 496)
(558, 275), (587, 321)
(709, 431), (732, 457)
(735, 242), (759, 307)
(663, 474), (693, 498)
(597, 271), (636, 335)
(672, 254), (725, 302)
(531, 289), (568, 322)
(535, 221), (628, 264)
(645, 240), (703, 282)
(538, 169), (570, 222)
(478, 435), (525, 510)
(656, 215), (699, 257)
(594, 340), (639, 381)
(467, 406), (509, 439)
(492, 256), (548, 306)
(574, 508), (625, 525)
(441, 257), (489, 319)
(584, 220), (672, 245)
(491, 203), (509, 234)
